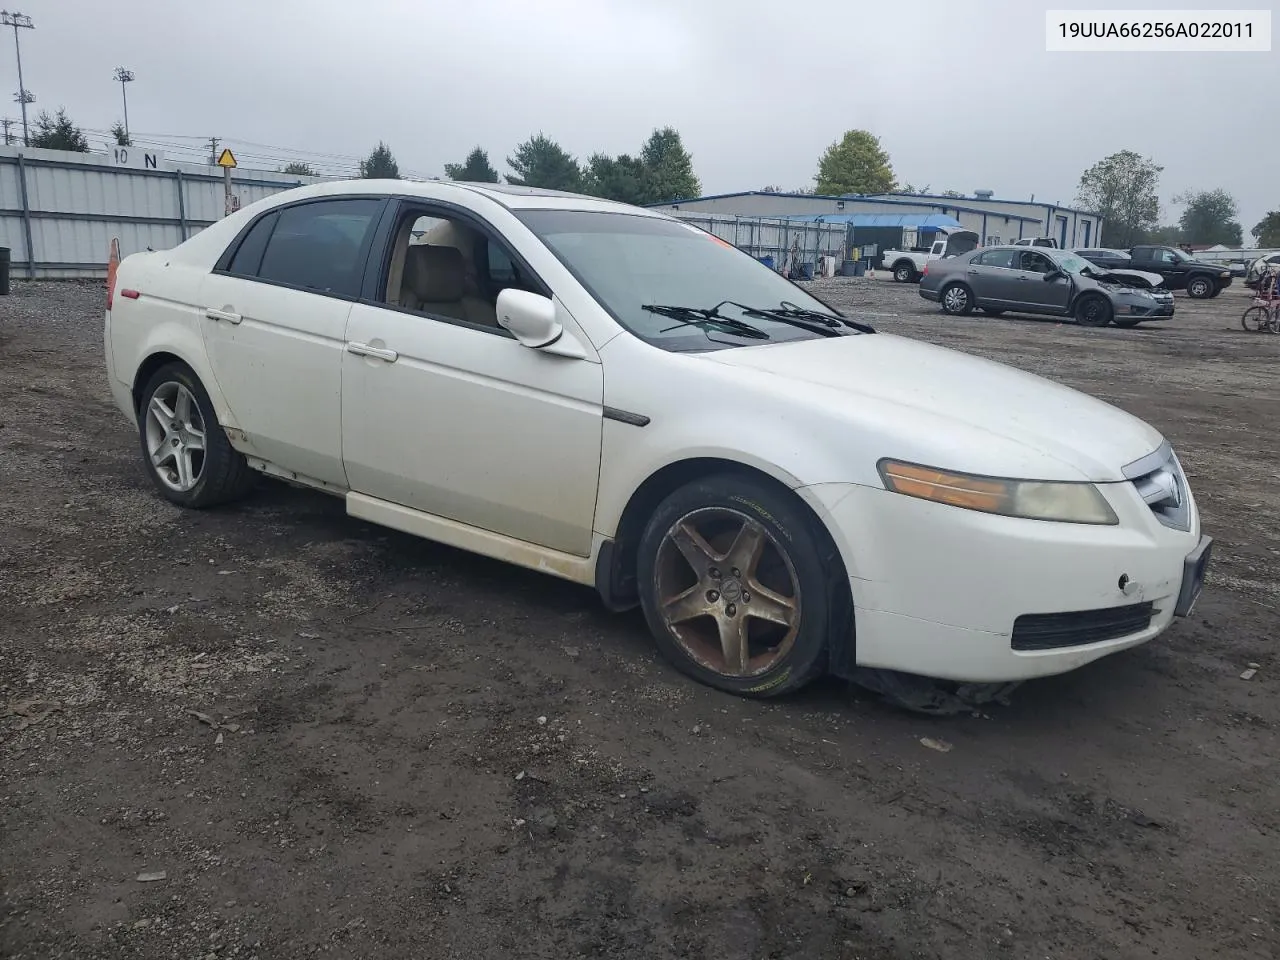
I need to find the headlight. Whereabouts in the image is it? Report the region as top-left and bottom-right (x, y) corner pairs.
(877, 460), (1119, 525)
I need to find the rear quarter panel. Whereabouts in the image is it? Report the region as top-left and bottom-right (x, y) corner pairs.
(109, 253), (238, 432)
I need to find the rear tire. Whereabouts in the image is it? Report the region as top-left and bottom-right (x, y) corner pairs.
(893, 261), (917, 283)
(635, 474), (847, 698)
(940, 283), (974, 316)
(137, 362), (256, 509)
(1075, 294), (1113, 327)
(1186, 275), (1214, 299)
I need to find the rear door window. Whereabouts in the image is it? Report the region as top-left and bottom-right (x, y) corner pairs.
(226, 211), (278, 277)
(975, 249), (1015, 268)
(254, 198), (384, 298)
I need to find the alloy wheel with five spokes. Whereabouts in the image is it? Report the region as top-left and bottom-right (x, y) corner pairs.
(655, 507), (801, 678)
(144, 381), (207, 492)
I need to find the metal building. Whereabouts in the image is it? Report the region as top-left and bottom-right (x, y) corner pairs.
(647, 190), (1103, 249)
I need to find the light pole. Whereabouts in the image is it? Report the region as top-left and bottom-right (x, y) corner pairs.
(113, 66), (134, 140)
(1, 11), (34, 146)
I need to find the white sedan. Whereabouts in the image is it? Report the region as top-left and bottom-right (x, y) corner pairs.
(104, 180), (1212, 698)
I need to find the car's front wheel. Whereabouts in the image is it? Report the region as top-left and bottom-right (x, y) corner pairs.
(940, 283), (974, 315)
(1075, 294), (1113, 327)
(137, 362), (256, 508)
(636, 474), (845, 698)
(1186, 275), (1214, 299)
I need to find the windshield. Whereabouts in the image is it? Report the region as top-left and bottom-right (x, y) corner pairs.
(515, 210), (848, 351)
(1058, 254), (1093, 275)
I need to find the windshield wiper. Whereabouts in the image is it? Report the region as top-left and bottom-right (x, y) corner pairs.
(641, 303), (772, 340)
(734, 300), (877, 336)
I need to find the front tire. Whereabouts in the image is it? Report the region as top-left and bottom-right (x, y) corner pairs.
(137, 362), (256, 508)
(635, 474), (846, 698)
(940, 283), (974, 315)
(1186, 275), (1214, 299)
(1075, 294), (1113, 327)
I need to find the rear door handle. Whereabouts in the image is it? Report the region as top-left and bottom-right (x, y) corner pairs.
(205, 307), (242, 324)
(346, 341), (399, 363)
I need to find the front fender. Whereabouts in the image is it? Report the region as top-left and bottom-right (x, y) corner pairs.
(593, 336), (873, 538)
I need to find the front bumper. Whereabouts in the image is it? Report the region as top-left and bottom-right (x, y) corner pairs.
(798, 475), (1205, 683)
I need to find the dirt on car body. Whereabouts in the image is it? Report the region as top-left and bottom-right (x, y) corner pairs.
(1, 279), (1277, 959)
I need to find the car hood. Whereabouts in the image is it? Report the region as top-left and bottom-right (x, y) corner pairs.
(1092, 268), (1166, 289)
(698, 333), (1163, 482)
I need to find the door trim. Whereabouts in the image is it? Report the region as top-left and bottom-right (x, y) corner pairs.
(346, 491), (599, 578)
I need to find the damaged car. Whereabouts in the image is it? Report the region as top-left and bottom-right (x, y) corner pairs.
(920, 246), (1174, 327)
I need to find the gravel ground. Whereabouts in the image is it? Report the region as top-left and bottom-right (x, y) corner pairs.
(1, 277), (1277, 960)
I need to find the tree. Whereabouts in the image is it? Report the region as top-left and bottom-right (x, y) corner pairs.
(1135, 224), (1183, 245)
(639, 127), (700, 203)
(814, 129), (896, 196)
(280, 161), (315, 176)
(760, 185), (784, 193)
(506, 134), (582, 191)
(110, 121), (131, 147)
(360, 142), (400, 179)
(1074, 151), (1162, 248)
(1174, 188), (1243, 246)
(1253, 212), (1280, 247)
(444, 147), (499, 183)
(582, 152), (650, 205)
(939, 189), (966, 198)
(30, 108), (89, 152)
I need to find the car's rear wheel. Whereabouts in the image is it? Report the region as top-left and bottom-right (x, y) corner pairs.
(1075, 294), (1113, 327)
(137, 362), (256, 508)
(893, 262), (916, 283)
(1186, 275), (1214, 299)
(636, 474), (845, 698)
(940, 283), (974, 315)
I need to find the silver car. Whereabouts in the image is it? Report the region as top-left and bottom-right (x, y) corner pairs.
(919, 246), (1174, 328)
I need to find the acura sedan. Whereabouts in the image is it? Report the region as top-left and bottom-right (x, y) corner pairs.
(104, 181), (1211, 698)
(920, 246), (1174, 327)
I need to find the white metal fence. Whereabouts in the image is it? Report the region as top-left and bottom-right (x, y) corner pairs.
(668, 212), (848, 273)
(0, 145), (327, 279)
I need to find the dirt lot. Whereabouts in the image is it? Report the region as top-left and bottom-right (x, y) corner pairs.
(2, 277), (1277, 960)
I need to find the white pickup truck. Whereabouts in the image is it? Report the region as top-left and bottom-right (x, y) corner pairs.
(882, 229), (980, 282)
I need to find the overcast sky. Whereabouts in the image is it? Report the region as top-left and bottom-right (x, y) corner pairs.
(8, 0), (1275, 232)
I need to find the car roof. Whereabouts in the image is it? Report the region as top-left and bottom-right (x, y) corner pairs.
(260, 178), (667, 217)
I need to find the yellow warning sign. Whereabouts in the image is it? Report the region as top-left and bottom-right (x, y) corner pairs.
(216, 148), (237, 168)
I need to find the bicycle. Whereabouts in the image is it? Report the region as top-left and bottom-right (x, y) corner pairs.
(1241, 269), (1280, 333)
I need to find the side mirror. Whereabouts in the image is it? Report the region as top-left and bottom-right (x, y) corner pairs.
(495, 288), (588, 359)
(497, 289), (562, 347)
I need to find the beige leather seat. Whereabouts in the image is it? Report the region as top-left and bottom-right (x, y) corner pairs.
(399, 244), (498, 327)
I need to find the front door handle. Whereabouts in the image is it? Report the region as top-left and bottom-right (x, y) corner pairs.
(205, 307), (242, 324)
(346, 341), (399, 363)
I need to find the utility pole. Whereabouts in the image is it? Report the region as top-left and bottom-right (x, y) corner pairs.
(207, 136), (219, 165)
(1, 116), (13, 144)
(112, 66), (135, 140)
(1, 11), (34, 146)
